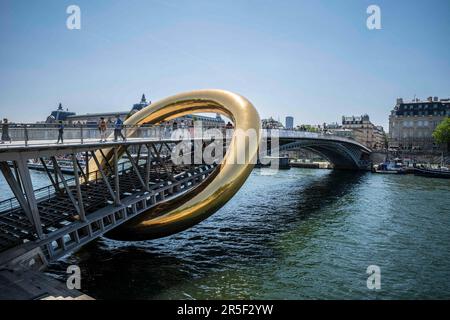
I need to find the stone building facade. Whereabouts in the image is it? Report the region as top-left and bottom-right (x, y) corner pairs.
(341, 115), (385, 150)
(388, 97), (450, 151)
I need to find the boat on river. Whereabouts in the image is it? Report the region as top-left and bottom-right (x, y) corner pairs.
(7, 156), (87, 175)
(413, 167), (450, 179)
(372, 160), (406, 174)
(26, 158), (85, 175)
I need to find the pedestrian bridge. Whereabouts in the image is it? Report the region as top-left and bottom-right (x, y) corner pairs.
(0, 89), (372, 269)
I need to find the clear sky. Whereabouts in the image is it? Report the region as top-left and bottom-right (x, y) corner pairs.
(0, 0), (449, 130)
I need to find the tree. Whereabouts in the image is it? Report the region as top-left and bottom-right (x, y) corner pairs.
(432, 117), (450, 152)
(301, 125), (319, 133)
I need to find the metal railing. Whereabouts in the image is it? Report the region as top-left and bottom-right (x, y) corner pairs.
(0, 123), (175, 147)
(0, 123), (236, 148)
(263, 129), (372, 151)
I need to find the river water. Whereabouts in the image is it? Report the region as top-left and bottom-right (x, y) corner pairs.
(3, 168), (450, 299)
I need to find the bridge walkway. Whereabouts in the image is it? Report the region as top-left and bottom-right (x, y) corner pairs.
(0, 159), (215, 258)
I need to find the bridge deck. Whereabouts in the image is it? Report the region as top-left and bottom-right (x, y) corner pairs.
(0, 160), (215, 258)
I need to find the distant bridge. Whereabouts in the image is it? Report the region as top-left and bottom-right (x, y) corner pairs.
(264, 130), (372, 170)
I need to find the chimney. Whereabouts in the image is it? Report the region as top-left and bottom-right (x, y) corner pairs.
(433, 96), (438, 102)
(396, 98), (403, 105)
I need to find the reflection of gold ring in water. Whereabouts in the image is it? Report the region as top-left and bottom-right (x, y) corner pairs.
(95, 89), (261, 240)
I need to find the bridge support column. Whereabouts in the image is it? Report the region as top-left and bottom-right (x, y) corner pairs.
(0, 161), (35, 228)
(51, 157), (83, 219)
(15, 159), (44, 239)
(152, 143), (172, 181)
(91, 151), (117, 202)
(39, 158), (62, 196)
(135, 145), (142, 167)
(12, 163), (23, 194)
(72, 154), (86, 221)
(75, 158), (87, 182)
(145, 144), (151, 192)
(113, 148), (121, 206)
(85, 151), (90, 180)
(124, 149), (146, 190)
(99, 149), (114, 173)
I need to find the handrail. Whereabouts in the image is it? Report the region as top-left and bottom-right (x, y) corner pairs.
(0, 123), (229, 148)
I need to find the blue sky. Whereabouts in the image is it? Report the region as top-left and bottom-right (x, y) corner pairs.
(0, 0), (449, 129)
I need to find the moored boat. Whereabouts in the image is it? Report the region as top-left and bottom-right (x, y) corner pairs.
(372, 160), (406, 174)
(413, 167), (450, 179)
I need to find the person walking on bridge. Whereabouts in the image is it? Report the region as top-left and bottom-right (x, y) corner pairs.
(114, 115), (126, 142)
(56, 121), (64, 144)
(98, 117), (107, 142)
(1, 118), (11, 144)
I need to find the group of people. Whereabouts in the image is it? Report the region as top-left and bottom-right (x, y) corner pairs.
(56, 115), (127, 144)
(97, 115), (126, 143)
(1, 118), (11, 144)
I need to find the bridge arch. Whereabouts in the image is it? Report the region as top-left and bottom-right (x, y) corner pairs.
(277, 138), (371, 170)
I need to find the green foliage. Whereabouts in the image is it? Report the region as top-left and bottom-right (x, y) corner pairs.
(432, 117), (450, 145)
(299, 125), (319, 132)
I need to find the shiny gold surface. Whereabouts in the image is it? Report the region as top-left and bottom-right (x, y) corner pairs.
(93, 89), (260, 240)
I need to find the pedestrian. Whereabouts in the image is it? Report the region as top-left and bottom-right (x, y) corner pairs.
(98, 117), (107, 142)
(57, 121), (64, 144)
(113, 115), (126, 142)
(1, 118), (11, 144)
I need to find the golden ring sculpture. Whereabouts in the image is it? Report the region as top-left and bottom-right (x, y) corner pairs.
(87, 89), (261, 240)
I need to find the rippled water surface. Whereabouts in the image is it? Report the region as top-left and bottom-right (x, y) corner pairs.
(40, 168), (450, 299)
